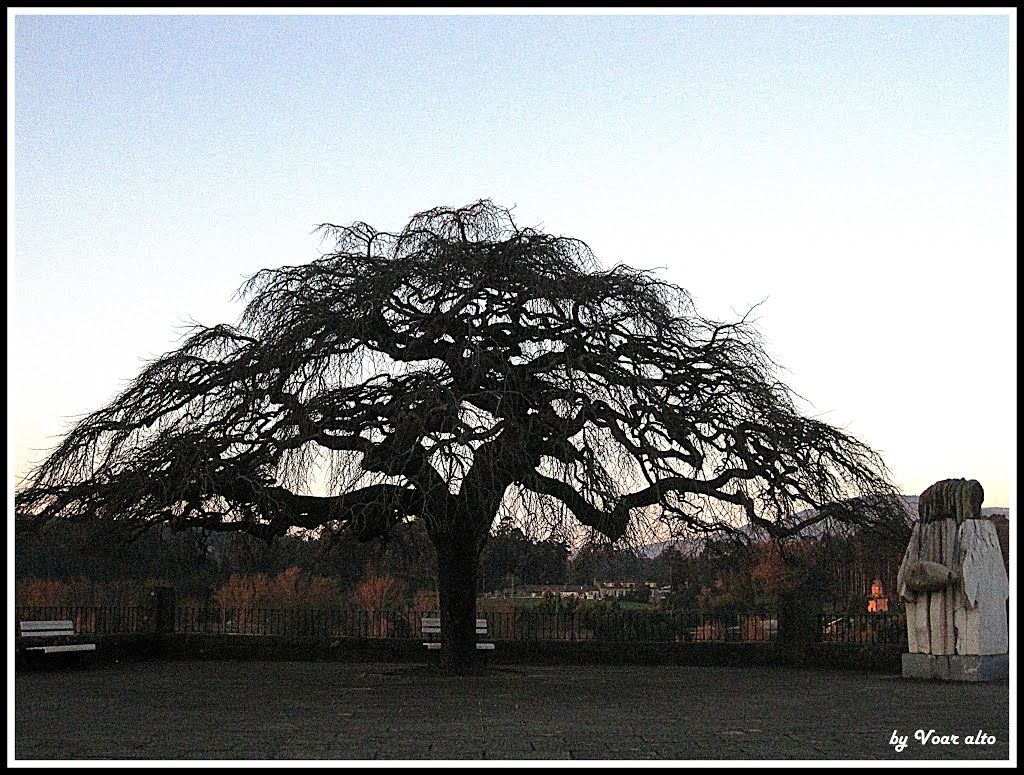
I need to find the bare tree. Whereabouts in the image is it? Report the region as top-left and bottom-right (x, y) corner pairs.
(16, 200), (901, 672)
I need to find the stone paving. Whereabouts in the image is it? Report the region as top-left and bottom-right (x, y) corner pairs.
(13, 659), (1012, 762)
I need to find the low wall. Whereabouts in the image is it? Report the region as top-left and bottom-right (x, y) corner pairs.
(69, 633), (901, 673)
(491, 640), (902, 672)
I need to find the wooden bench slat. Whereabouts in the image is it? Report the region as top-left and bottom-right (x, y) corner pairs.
(18, 620), (96, 659)
(420, 616), (494, 653)
(22, 632), (74, 639)
(26, 644), (97, 654)
(19, 620), (76, 633)
(423, 643), (493, 650)
(419, 618), (489, 629)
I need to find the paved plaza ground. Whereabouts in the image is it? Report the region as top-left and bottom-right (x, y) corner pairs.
(13, 658), (1012, 762)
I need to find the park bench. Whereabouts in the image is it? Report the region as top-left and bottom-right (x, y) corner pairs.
(421, 616), (495, 656)
(17, 620), (97, 658)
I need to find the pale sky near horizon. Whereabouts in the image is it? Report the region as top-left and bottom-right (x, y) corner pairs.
(9, 10), (1016, 511)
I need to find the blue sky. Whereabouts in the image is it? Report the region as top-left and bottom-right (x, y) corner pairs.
(10, 10), (1015, 509)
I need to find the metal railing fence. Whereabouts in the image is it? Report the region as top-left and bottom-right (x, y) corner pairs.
(14, 605), (147, 635)
(14, 604), (908, 645)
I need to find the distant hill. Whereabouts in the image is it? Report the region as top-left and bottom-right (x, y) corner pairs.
(900, 495), (1010, 520)
(638, 537), (700, 559)
(638, 496), (1010, 558)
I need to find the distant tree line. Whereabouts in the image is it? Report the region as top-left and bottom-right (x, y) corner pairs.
(15, 508), (948, 618)
(14, 517), (670, 609)
(665, 517), (916, 615)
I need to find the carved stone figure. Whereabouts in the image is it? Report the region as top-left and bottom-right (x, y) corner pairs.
(897, 478), (1009, 659)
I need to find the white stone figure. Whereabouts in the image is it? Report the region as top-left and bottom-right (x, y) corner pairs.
(955, 517), (1009, 655)
(897, 479), (1008, 657)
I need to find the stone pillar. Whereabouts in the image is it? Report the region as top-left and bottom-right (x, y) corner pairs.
(897, 479), (1008, 681)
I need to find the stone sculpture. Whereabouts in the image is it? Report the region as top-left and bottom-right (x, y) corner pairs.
(897, 478), (1009, 680)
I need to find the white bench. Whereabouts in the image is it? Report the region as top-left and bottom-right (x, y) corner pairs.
(421, 617), (495, 652)
(18, 620), (97, 655)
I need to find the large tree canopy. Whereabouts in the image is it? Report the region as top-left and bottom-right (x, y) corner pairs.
(17, 200), (901, 670)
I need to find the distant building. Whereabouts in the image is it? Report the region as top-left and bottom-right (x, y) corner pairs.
(867, 578), (889, 613)
(557, 585), (601, 600)
(506, 581), (660, 602)
(510, 584), (548, 599)
(509, 584), (601, 600)
(594, 580), (658, 601)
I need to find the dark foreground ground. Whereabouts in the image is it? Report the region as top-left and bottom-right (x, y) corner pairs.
(13, 659), (1012, 762)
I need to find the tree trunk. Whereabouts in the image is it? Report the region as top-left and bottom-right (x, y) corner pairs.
(777, 565), (825, 656)
(432, 533), (484, 674)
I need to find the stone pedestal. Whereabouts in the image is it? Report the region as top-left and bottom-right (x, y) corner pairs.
(902, 652), (1008, 682)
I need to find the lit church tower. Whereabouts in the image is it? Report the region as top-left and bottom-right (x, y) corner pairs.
(868, 578), (889, 613)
